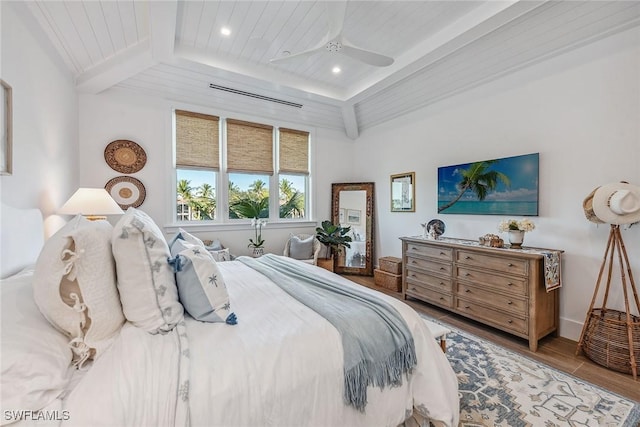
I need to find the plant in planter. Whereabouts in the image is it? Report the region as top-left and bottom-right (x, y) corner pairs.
(315, 220), (352, 271)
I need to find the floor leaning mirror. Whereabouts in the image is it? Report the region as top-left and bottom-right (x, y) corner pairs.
(331, 182), (375, 276)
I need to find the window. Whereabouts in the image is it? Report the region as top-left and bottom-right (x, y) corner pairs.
(175, 110), (219, 221)
(278, 128), (309, 219)
(174, 110), (310, 223)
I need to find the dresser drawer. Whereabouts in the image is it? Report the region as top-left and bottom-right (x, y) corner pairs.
(456, 282), (527, 315)
(456, 266), (527, 295)
(457, 250), (527, 276)
(406, 284), (453, 308)
(405, 243), (452, 262)
(455, 298), (528, 335)
(406, 257), (452, 276)
(407, 270), (451, 292)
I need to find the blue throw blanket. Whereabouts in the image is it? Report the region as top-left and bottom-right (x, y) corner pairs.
(237, 254), (417, 411)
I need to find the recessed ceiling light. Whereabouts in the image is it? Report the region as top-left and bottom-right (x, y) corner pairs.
(332, 66), (341, 74)
(221, 27), (231, 36)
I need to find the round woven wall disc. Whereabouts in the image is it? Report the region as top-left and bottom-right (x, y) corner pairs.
(105, 176), (146, 209)
(104, 140), (147, 174)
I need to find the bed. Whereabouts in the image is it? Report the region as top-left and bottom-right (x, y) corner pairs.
(0, 204), (459, 427)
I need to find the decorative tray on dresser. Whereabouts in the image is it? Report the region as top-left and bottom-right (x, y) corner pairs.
(400, 236), (563, 351)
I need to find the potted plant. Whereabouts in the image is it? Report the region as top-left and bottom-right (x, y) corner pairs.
(315, 220), (352, 271)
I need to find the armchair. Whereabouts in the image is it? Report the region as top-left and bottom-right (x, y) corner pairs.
(283, 234), (323, 265)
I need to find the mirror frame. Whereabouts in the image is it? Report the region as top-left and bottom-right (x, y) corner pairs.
(331, 182), (375, 276)
(390, 172), (415, 212)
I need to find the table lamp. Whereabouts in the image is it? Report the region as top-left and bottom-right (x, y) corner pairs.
(58, 188), (124, 221)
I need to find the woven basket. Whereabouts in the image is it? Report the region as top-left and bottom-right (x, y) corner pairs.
(582, 308), (640, 375)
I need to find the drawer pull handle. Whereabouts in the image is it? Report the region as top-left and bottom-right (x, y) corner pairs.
(508, 263), (514, 267)
(507, 282), (513, 286)
(439, 297), (445, 301)
(464, 305), (470, 309)
(440, 282), (445, 286)
(440, 267), (446, 271)
(465, 256), (472, 260)
(465, 289), (471, 293)
(439, 252), (446, 255)
(465, 273), (471, 276)
(507, 320), (513, 324)
(507, 301), (513, 305)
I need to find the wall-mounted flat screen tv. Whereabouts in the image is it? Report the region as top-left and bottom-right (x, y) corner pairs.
(437, 152), (539, 216)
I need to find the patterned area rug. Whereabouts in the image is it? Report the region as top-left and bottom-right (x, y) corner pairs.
(421, 315), (640, 427)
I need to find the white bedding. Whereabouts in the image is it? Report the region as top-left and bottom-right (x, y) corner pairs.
(2, 260), (459, 427)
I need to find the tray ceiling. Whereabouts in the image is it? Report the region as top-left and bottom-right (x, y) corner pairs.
(19, 0), (640, 138)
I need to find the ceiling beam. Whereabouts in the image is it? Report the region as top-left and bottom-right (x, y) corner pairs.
(346, 0), (548, 104)
(149, 0), (177, 62)
(75, 40), (155, 93)
(75, 1), (178, 94)
(341, 104), (359, 140)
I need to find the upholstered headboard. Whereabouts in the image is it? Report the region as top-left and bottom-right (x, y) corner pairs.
(0, 203), (44, 278)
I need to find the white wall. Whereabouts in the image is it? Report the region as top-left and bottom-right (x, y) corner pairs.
(0, 2), (78, 237)
(354, 26), (640, 340)
(78, 90), (356, 256)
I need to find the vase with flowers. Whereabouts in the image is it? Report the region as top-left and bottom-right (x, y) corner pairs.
(248, 218), (267, 257)
(498, 218), (535, 249)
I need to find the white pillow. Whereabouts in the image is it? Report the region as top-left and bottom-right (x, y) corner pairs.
(170, 239), (237, 324)
(112, 208), (183, 334)
(289, 235), (315, 260)
(208, 247), (231, 262)
(169, 228), (205, 248)
(32, 216), (124, 367)
(2, 268), (73, 418)
(170, 229), (230, 261)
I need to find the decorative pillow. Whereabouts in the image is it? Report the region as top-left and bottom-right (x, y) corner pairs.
(170, 239), (237, 324)
(2, 268), (73, 417)
(32, 215), (124, 368)
(169, 228), (205, 249)
(208, 247), (231, 262)
(112, 208), (183, 334)
(205, 239), (224, 251)
(289, 235), (315, 260)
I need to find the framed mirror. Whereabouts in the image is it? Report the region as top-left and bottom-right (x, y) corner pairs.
(391, 172), (415, 212)
(332, 182), (375, 276)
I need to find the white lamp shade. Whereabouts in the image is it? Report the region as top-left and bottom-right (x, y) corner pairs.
(58, 188), (124, 218)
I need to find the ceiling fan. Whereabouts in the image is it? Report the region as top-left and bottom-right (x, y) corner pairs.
(270, 2), (394, 67)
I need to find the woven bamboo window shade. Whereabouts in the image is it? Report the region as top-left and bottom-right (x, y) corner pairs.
(279, 128), (309, 174)
(175, 110), (219, 169)
(227, 119), (274, 174)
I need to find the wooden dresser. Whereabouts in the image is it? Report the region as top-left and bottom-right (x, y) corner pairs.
(400, 236), (562, 351)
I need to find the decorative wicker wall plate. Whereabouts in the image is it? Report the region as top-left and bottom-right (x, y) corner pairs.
(105, 176), (146, 209)
(104, 140), (147, 174)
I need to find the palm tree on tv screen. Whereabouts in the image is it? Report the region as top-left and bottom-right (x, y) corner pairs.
(438, 160), (510, 213)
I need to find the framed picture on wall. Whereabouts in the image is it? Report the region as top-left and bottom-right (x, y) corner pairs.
(1, 80), (12, 176)
(391, 172), (415, 212)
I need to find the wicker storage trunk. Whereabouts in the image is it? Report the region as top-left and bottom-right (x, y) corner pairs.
(374, 269), (402, 292)
(582, 308), (640, 375)
(379, 256), (402, 275)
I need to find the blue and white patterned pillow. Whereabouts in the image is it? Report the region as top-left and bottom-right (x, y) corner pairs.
(112, 208), (184, 334)
(170, 239), (237, 324)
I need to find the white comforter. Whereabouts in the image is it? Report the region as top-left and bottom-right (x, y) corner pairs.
(7, 260), (459, 427)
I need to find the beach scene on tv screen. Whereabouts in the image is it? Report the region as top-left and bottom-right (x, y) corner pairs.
(437, 153), (539, 216)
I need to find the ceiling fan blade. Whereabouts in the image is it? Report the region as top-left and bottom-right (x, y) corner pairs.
(326, 1), (348, 41)
(340, 45), (394, 67)
(270, 45), (324, 64)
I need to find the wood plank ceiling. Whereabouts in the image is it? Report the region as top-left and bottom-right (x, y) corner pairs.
(18, 0), (640, 138)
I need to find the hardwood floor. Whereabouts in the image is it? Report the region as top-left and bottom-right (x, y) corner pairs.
(342, 274), (640, 403)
